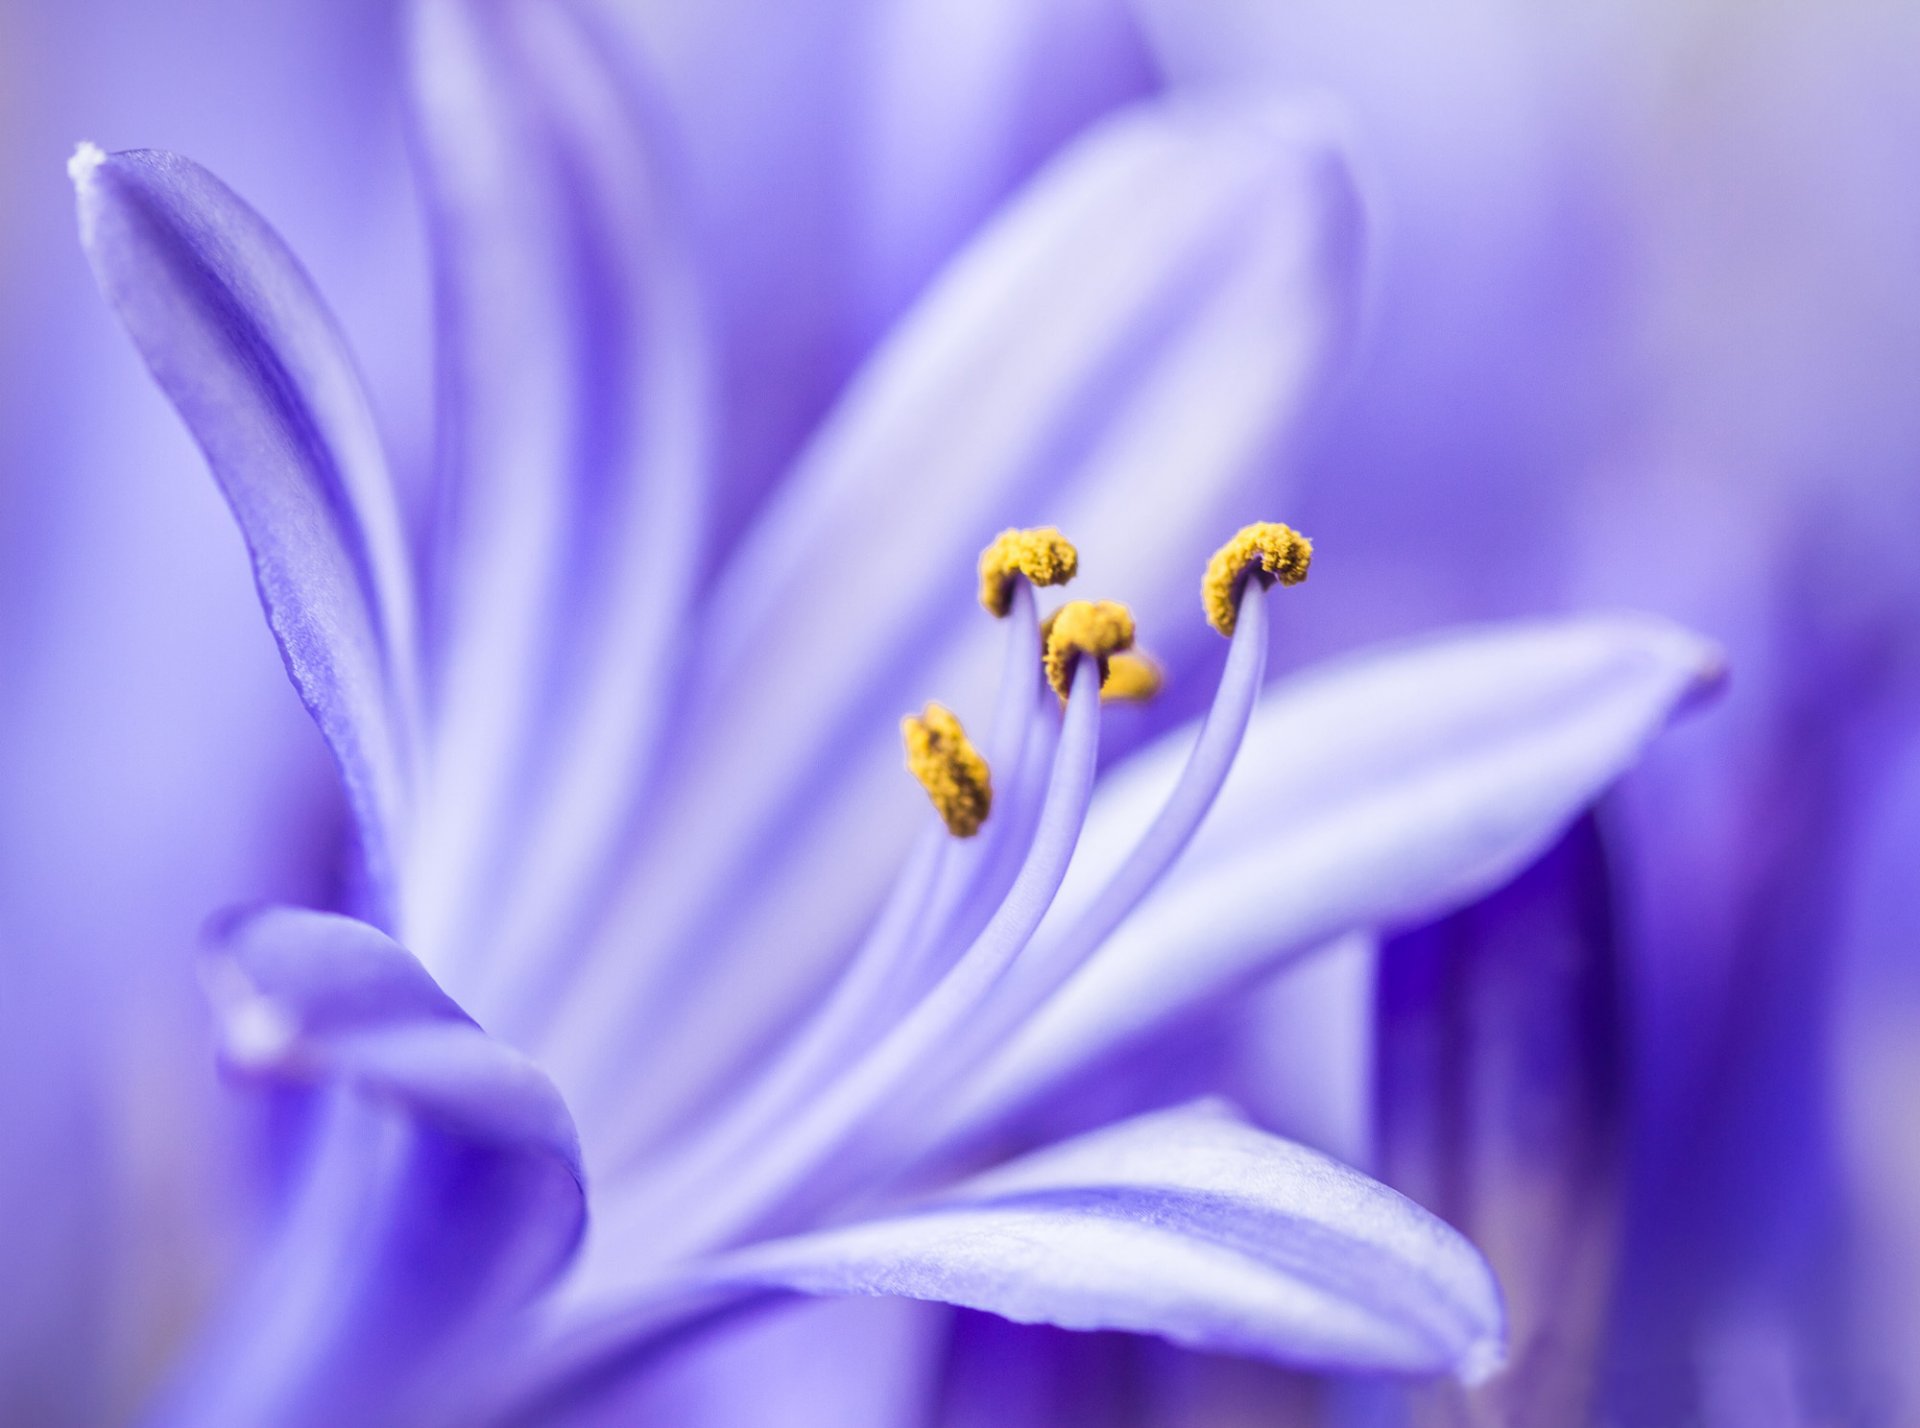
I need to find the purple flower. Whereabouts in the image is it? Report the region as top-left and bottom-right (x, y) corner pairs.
(48, 0), (1725, 1423)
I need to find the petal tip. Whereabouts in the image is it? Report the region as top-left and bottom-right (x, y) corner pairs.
(1457, 1333), (1507, 1388)
(1616, 611), (1730, 714)
(67, 140), (107, 189)
(199, 956), (300, 1070)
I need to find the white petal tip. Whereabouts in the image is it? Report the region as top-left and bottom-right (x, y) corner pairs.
(1457, 1335), (1507, 1388)
(67, 141), (107, 188)
(225, 998), (300, 1066)
(201, 961), (299, 1066)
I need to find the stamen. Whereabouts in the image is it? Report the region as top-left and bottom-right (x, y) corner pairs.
(1042, 600), (1135, 700)
(902, 703), (992, 837)
(909, 576), (1278, 1150)
(978, 526), (1079, 616)
(1203, 522), (1311, 635)
(1101, 652), (1163, 703)
(660, 656), (1106, 1253)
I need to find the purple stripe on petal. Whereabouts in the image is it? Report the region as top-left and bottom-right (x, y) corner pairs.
(72, 147), (418, 925)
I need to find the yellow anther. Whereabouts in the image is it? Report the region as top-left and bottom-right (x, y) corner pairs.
(1042, 600), (1136, 700)
(979, 527), (1079, 616)
(902, 703), (992, 838)
(1203, 522), (1312, 636)
(1101, 652), (1163, 703)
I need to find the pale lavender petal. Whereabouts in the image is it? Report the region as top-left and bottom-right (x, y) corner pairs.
(611, 0), (1153, 532)
(853, 0), (1154, 337)
(949, 615), (1722, 1137)
(147, 907), (584, 1428)
(71, 146), (419, 923)
(547, 1103), (1503, 1394)
(405, 0), (710, 982)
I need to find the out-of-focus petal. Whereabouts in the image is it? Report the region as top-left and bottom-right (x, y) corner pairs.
(1833, 728), (1920, 1422)
(554, 95), (1363, 1151)
(531, 1298), (948, 1428)
(1377, 817), (1623, 1426)
(71, 147), (418, 923)
(405, 0), (710, 984)
(853, 0), (1154, 339)
(146, 907), (583, 1428)
(613, 0), (1154, 535)
(545, 1103), (1502, 1395)
(949, 615), (1721, 1136)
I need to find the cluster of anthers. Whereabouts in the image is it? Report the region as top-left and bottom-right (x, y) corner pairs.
(905, 521), (1312, 837)
(629, 521), (1312, 1256)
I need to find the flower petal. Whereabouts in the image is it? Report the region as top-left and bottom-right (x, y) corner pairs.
(149, 907), (583, 1428)
(405, 0), (710, 980)
(853, 0), (1155, 338)
(950, 614), (1722, 1138)
(204, 906), (582, 1213)
(71, 146), (418, 924)
(544, 1103), (1502, 1397)
(1377, 817), (1623, 1424)
(610, 0), (1152, 532)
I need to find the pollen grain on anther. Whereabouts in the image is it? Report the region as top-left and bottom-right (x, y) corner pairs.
(902, 702), (992, 838)
(1042, 600), (1136, 700)
(1101, 652), (1163, 702)
(1203, 522), (1312, 636)
(978, 526), (1079, 617)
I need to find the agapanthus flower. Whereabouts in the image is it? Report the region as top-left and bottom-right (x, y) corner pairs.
(54, 0), (1725, 1423)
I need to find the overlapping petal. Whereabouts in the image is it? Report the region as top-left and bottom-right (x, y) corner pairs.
(611, 0), (1154, 532)
(71, 147), (419, 925)
(853, 0), (1155, 337)
(151, 907), (584, 1428)
(406, 0), (709, 981)
(946, 615), (1723, 1136)
(1377, 818), (1623, 1424)
(543, 1102), (1501, 1406)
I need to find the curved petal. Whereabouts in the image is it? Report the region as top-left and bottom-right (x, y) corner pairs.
(149, 907), (583, 1428)
(405, 0), (710, 981)
(547, 94), (1365, 1147)
(71, 146), (418, 924)
(853, 0), (1155, 338)
(948, 614), (1723, 1138)
(541, 1103), (1502, 1403)
(611, 0), (1153, 533)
